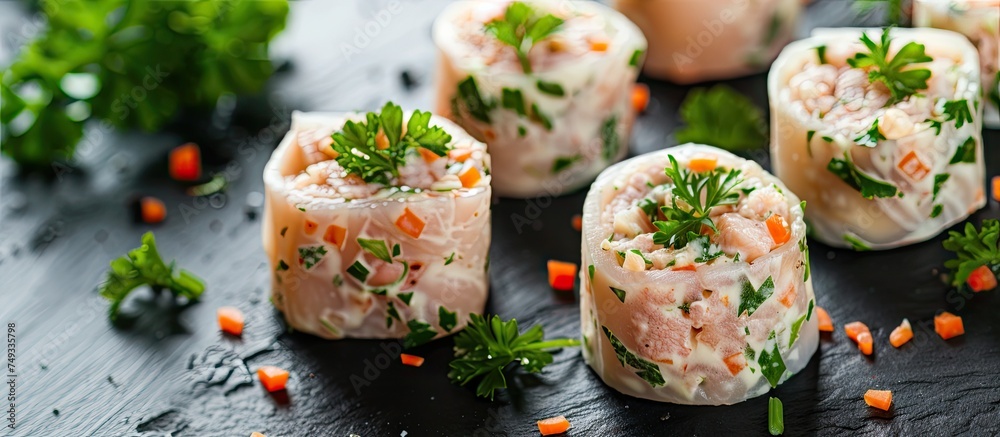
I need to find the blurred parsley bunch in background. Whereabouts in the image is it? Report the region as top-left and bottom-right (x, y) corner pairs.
(1, 0), (289, 167)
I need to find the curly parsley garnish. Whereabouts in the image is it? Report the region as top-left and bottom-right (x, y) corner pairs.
(99, 232), (205, 321)
(942, 220), (1000, 287)
(331, 102), (451, 185)
(675, 85), (768, 151)
(448, 314), (579, 400)
(484, 2), (564, 74)
(652, 156), (743, 250)
(847, 27), (932, 105)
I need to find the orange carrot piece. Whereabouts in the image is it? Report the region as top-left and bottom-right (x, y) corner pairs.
(400, 353), (425, 367)
(934, 312), (964, 340)
(589, 37), (609, 52)
(250, 432), (266, 437)
(323, 224), (348, 249)
(672, 264), (697, 272)
(816, 307), (834, 332)
(766, 214), (791, 245)
(889, 319), (913, 348)
(723, 352), (746, 376)
(458, 166), (482, 188)
(992, 176), (1000, 202)
(217, 307), (245, 336)
(547, 260), (577, 291)
(632, 83), (650, 114)
(856, 331), (873, 355)
(687, 157), (717, 172)
(537, 415), (571, 436)
(140, 197), (167, 224)
(375, 131), (390, 150)
(418, 147), (440, 163)
(304, 219), (318, 235)
(864, 389), (892, 411)
(571, 214), (582, 231)
(395, 208), (426, 239)
(897, 151), (930, 181)
(169, 143), (202, 181)
(257, 366), (289, 392)
(777, 285), (797, 308)
(449, 148), (474, 162)
(844, 321), (870, 342)
(966, 265), (997, 292)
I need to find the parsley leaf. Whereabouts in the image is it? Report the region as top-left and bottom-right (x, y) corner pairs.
(758, 338), (787, 388)
(949, 137), (976, 164)
(827, 152), (898, 199)
(98, 232), (205, 321)
(438, 307), (458, 332)
(602, 326), (665, 387)
(847, 27), (932, 105)
(739, 276), (775, 317)
(610, 287), (627, 303)
(652, 155), (743, 250)
(932, 173), (950, 201)
(358, 238), (392, 263)
(675, 85), (768, 151)
(551, 155), (581, 173)
(484, 2), (564, 74)
(449, 314), (579, 400)
(403, 319), (437, 348)
(601, 115), (621, 161)
(854, 119), (886, 147)
(942, 220), (1000, 287)
(536, 80), (565, 96)
(455, 76), (494, 123)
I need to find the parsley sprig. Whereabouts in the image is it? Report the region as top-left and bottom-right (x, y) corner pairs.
(484, 2), (564, 74)
(331, 102), (452, 185)
(675, 85), (769, 151)
(942, 220), (1000, 287)
(448, 314), (580, 400)
(847, 27), (933, 105)
(652, 156), (743, 250)
(99, 232), (205, 321)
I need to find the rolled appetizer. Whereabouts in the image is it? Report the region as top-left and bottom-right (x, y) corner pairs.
(262, 103), (492, 345)
(612, 0), (802, 83)
(580, 144), (817, 405)
(433, 0), (646, 197)
(769, 27), (985, 250)
(914, 0), (1000, 127)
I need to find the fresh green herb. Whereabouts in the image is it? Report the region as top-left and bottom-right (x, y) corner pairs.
(333, 274), (343, 287)
(601, 116), (620, 161)
(276, 260), (289, 272)
(403, 319), (437, 348)
(438, 307), (458, 332)
(1, 0), (289, 167)
(456, 76), (494, 123)
(942, 219), (1000, 287)
(678, 302), (691, 314)
(745, 345), (757, 361)
(675, 85), (768, 151)
(332, 102), (451, 185)
(517, 126), (527, 137)
(386, 302), (402, 328)
(602, 326), (665, 387)
(98, 232), (205, 321)
(847, 27), (932, 105)
(629, 250), (652, 266)
(932, 174), (950, 201)
(501, 88), (527, 116)
(320, 317), (340, 335)
(843, 234), (871, 251)
(445, 252), (456, 265)
(536, 80), (565, 97)
(448, 314), (580, 399)
(610, 286), (627, 303)
(799, 237), (811, 282)
(298, 246), (327, 269)
(789, 313), (807, 348)
(588, 265), (595, 283)
(693, 235), (724, 263)
(821, 135), (834, 143)
(943, 99), (974, 129)
(652, 155), (743, 250)
(358, 238), (392, 263)
(551, 155), (581, 173)
(854, 0), (905, 26)
(815, 45), (828, 64)
(949, 137), (976, 164)
(738, 276), (775, 317)
(758, 339), (786, 388)
(392, 244), (401, 257)
(769, 397), (784, 435)
(397, 292), (414, 306)
(347, 260), (370, 282)
(638, 198), (658, 218)
(827, 153), (898, 199)
(370, 289), (388, 296)
(854, 119), (886, 147)
(806, 299), (814, 321)
(745, 326), (751, 336)
(930, 204), (943, 218)
(629, 49), (645, 67)
(529, 103), (553, 130)
(484, 2), (564, 74)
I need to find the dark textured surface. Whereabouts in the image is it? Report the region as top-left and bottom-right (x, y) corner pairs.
(2, 1), (1000, 436)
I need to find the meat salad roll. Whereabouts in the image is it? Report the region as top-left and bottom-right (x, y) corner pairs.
(262, 103), (492, 345)
(769, 27), (985, 250)
(580, 144), (817, 405)
(433, 0), (646, 198)
(612, 0), (801, 83)
(914, 0), (1000, 127)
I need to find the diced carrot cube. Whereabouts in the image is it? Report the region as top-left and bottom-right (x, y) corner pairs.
(375, 131), (390, 150)
(897, 150), (930, 181)
(816, 307), (834, 332)
(140, 197), (167, 224)
(571, 214), (582, 231)
(323, 224), (347, 249)
(458, 166), (481, 188)
(304, 219), (318, 235)
(966, 265), (997, 292)
(766, 214), (791, 245)
(217, 307), (245, 336)
(992, 176), (1000, 202)
(632, 83), (650, 114)
(723, 352), (746, 376)
(257, 366), (289, 392)
(418, 147), (440, 163)
(864, 389), (892, 411)
(844, 321), (870, 342)
(589, 37), (609, 52)
(400, 353), (425, 367)
(395, 208), (426, 239)
(449, 148), (474, 162)
(250, 432), (266, 437)
(537, 415), (571, 436)
(778, 285), (797, 308)
(547, 260), (577, 291)
(687, 157), (717, 172)
(889, 319), (913, 348)
(856, 331), (873, 355)
(169, 143), (202, 181)
(934, 312), (964, 340)
(672, 264), (697, 272)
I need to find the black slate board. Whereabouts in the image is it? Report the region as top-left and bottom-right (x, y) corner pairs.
(2, 1), (999, 436)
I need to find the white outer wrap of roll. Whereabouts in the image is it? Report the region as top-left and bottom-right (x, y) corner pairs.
(580, 145), (817, 405)
(433, 0), (646, 198)
(769, 28), (985, 250)
(611, 0), (801, 83)
(263, 112), (491, 340)
(914, 0), (1000, 127)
